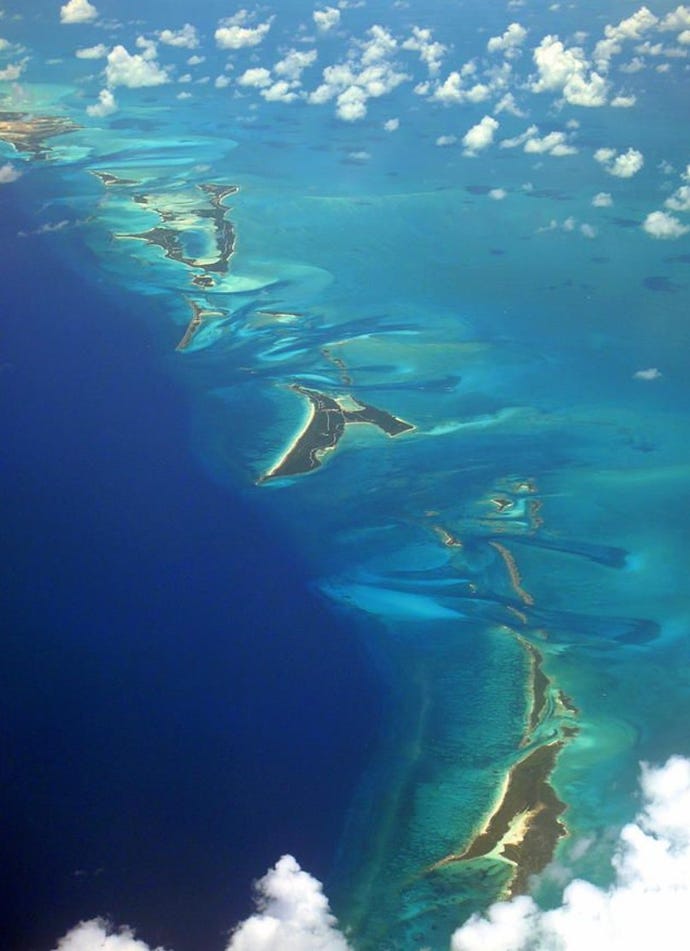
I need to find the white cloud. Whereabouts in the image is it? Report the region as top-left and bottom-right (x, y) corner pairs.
(462, 115), (499, 156)
(531, 35), (609, 106)
(0, 162), (21, 183)
(0, 61), (26, 80)
(594, 7), (659, 69)
(402, 25), (447, 75)
(487, 22), (527, 54)
(501, 125), (576, 156)
(665, 184), (690, 211)
(60, 0), (97, 24)
(524, 129), (577, 156)
(659, 6), (690, 32)
(634, 367), (662, 380)
(643, 210), (690, 238)
(262, 81), (299, 103)
(215, 11), (274, 50)
(493, 92), (525, 116)
(215, 75), (230, 88)
(611, 93), (637, 107)
(592, 191), (613, 207)
(313, 7), (341, 33)
(436, 134), (457, 146)
(238, 67), (272, 88)
(105, 45), (169, 88)
(383, 117), (399, 131)
(187, 55), (205, 66)
(595, 146), (644, 178)
(489, 188), (507, 200)
(452, 757), (690, 951)
(336, 84), (367, 120)
(227, 855), (352, 951)
(274, 49), (317, 81)
(76, 43), (107, 59)
(580, 222), (597, 238)
(158, 24), (199, 50)
(86, 88), (117, 116)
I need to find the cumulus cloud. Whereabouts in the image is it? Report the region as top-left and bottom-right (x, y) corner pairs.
(489, 188), (507, 200)
(274, 49), (317, 81)
(238, 67), (272, 88)
(313, 7), (341, 33)
(659, 5), (690, 32)
(462, 115), (499, 156)
(158, 24), (199, 50)
(60, 0), (97, 24)
(643, 210), (690, 238)
(0, 61), (26, 80)
(0, 162), (21, 183)
(634, 367), (662, 380)
(402, 25), (447, 75)
(594, 146), (644, 178)
(592, 191), (613, 207)
(594, 7), (659, 69)
(105, 45), (169, 88)
(215, 11), (274, 50)
(76, 43), (107, 59)
(487, 22), (527, 54)
(501, 125), (576, 156)
(52, 856), (352, 951)
(665, 184), (690, 211)
(307, 26), (408, 120)
(436, 134), (457, 146)
(611, 93), (636, 108)
(429, 70), (491, 105)
(531, 35), (609, 106)
(86, 87), (117, 116)
(383, 117), (399, 131)
(452, 757), (690, 951)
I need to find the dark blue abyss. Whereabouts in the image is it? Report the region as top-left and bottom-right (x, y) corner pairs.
(0, 194), (381, 951)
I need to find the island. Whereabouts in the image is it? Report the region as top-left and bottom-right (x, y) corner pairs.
(0, 112), (79, 158)
(259, 385), (414, 482)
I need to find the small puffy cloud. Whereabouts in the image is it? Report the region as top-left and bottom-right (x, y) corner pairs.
(105, 45), (169, 88)
(402, 25), (446, 75)
(659, 6), (690, 32)
(238, 67), (272, 88)
(634, 367), (662, 380)
(665, 184), (690, 211)
(0, 60), (26, 81)
(580, 222), (597, 238)
(643, 210), (690, 238)
(86, 88), (117, 116)
(313, 7), (341, 33)
(336, 84), (367, 121)
(0, 162), (21, 183)
(531, 35), (608, 106)
(489, 188), (507, 200)
(215, 75), (230, 88)
(60, 0), (97, 24)
(501, 125), (576, 156)
(262, 81), (298, 103)
(493, 91), (525, 116)
(524, 129), (577, 156)
(187, 55), (205, 66)
(430, 71), (490, 105)
(274, 49), (317, 81)
(76, 43), (107, 59)
(383, 117), (399, 131)
(592, 191), (613, 207)
(595, 146), (644, 177)
(611, 93), (637, 107)
(436, 134), (457, 146)
(462, 115), (499, 156)
(594, 7), (659, 68)
(452, 757), (690, 951)
(215, 11), (274, 50)
(158, 24), (199, 49)
(487, 22), (527, 54)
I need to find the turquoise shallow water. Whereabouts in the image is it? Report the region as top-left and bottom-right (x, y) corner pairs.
(2, 1), (690, 948)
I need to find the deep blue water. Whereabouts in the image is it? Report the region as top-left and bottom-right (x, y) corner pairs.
(0, 194), (381, 951)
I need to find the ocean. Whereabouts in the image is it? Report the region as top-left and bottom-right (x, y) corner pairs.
(2, 1), (690, 949)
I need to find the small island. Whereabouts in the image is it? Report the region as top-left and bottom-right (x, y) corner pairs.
(0, 112), (79, 158)
(259, 385), (414, 482)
